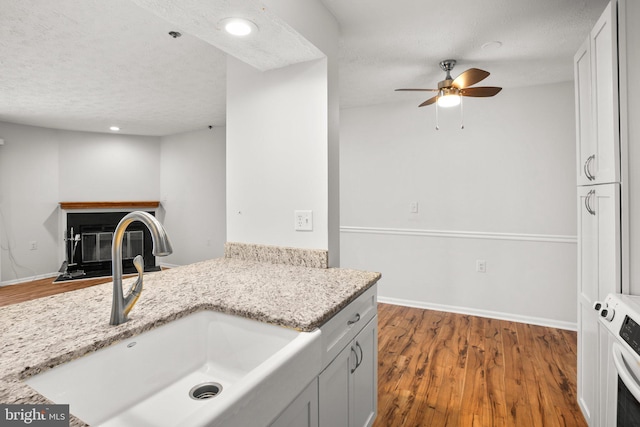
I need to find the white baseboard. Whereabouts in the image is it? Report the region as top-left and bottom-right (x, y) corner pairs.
(378, 296), (577, 331)
(0, 272), (58, 287)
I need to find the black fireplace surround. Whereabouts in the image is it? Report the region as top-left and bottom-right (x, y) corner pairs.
(59, 211), (160, 280)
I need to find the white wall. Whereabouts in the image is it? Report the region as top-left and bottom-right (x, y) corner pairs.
(58, 131), (159, 201)
(0, 121), (227, 284)
(0, 122), (225, 284)
(340, 82), (578, 328)
(263, 0), (341, 265)
(0, 122), (161, 283)
(0, 122), (60, 282)
(226, 0), (340, 264)
(160, 127), (226, 266)
(226, 56), (330, 251)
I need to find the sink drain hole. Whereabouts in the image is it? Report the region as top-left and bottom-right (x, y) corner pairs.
(189, 382), (223, 400)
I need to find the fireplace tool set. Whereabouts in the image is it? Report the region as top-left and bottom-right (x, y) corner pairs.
(58, 227), (85, 280)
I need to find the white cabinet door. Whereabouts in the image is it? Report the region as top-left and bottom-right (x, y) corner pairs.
(575, 2), (620, 185)
(319, 343), (350, 427)
(578, 186), (598, 303)
(577, 183), (621, 304)
(270, 379), (319, 427)
(319, 316), (378, 427)
(577, 183), (620, 426)
(351, 316), (377, 427)
(575, 36), (592, 186)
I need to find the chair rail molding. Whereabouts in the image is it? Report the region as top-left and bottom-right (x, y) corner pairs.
(340, 226), (577, 244)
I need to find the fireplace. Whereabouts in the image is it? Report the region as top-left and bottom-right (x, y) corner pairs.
(57, 202), (161, 282)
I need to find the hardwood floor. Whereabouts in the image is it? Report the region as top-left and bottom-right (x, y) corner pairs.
(1, 280), (585, 427)
(375, 303), (586, 427)
(0, 276), (113, 307)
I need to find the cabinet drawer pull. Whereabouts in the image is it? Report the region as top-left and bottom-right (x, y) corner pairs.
(584, 155), (596, 181)
(585, 189), (596, 216)
(347, 313), (361, 325)
(584, 190), (590, 214)
(350, 346), (359, 373)
(583, 157), (590, 180)
(588, 155), (596, 180)
(356, 341), (364, 370)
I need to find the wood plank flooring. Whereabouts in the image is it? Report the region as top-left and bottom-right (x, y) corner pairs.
(0, 276), (114, 307)
(375, 303), (586, 427)
(1, 280), (585, 427)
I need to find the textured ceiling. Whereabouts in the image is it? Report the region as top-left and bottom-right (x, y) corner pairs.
(0, 0), (610, 136)
(131, 0), (323, 71)
(0, 0), (227, 136)
(322, 0), (610, 108)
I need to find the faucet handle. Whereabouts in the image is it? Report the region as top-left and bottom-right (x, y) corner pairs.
(123, 255), (145, 317)
(132, 254), (144, 274)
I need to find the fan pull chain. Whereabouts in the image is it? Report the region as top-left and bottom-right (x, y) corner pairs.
(435, 100), (440, 130)
(460, 96), (465, 129)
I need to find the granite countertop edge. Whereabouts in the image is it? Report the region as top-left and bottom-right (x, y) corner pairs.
(0, 257), (381, 424)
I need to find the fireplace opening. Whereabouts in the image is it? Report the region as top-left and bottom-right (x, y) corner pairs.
(55, 211), (161, 282)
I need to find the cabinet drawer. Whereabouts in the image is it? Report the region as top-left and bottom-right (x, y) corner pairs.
(319, 284), (377, 368)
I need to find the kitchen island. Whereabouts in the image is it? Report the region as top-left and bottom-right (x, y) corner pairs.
(0, 251), (380, 426)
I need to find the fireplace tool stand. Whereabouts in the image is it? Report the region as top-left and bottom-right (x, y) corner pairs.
(58, 227), (85, 280)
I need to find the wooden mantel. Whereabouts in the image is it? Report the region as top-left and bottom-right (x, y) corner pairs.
(59, 201), (160, 210)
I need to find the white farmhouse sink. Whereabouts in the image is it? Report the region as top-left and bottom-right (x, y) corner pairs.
(26, 310), (321, 427)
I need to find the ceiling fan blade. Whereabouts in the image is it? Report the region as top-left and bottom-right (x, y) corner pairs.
(452, 68), (490, 89)
(419, 95), (438, 107)
(395, 88), (438, 92)
(460, 87), (502, 97)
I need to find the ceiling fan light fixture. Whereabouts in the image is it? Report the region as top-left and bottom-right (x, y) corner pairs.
(437, 89), (461, 108)
(395, 59), (501, 123)
(219, 18), (258, 36)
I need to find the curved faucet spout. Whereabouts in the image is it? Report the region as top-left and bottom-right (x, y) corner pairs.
(110, 211), (173, 326)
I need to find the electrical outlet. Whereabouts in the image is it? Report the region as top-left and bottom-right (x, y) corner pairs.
(409, 201), (419, 213)
(476, 260), (486, 273)
(294, 210), (313, 231)
(29, 241), (38, 251)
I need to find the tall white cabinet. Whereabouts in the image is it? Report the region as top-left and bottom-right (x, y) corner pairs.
(574, 2), (622, 426)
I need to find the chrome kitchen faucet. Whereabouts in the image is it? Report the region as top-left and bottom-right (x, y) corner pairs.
(110, 211), (173, 325)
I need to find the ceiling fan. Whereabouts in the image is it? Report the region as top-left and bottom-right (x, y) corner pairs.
(395, 60), (502, 108)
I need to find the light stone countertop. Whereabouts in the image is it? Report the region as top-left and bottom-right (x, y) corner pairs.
(0, 257), (380, 425)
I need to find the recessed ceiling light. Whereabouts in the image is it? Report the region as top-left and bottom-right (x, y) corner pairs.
(219, 18), (258, 36)
(110, 126), (120, 132)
